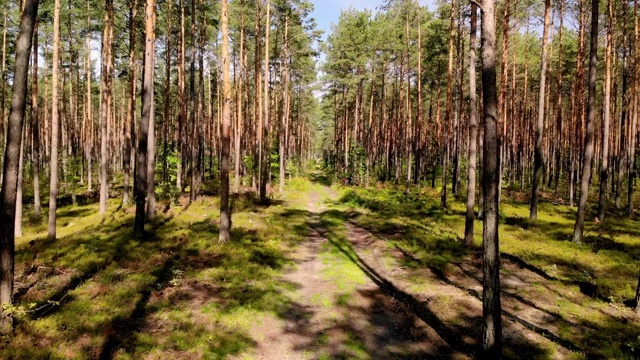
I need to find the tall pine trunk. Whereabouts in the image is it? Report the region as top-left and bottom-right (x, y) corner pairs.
(259, 0), (271, 203)
(481, 0), (502, 355)
(146, 0), (158, 220)
(47, 0), (61, 239)
(464, 2), (478, 247)
(99, 0), (114, 215)
(530, 0), (551, 220)
(441, 0), (456, 208)
(32, 20), (41, 216)
(627, 0), (639, 217)
(219, 0), (231, 242)
(133, 0), (156, 236)
(599, 0), (613, 221)
(573, 0), (599, 244)
(124, 0), (137, 206)
(134, 0), (156, 235)
(0, 0), (37, 331)
(14, 126), (24, 238)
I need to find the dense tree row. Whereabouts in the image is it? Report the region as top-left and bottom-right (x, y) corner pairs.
(318, 0), (636, 355)
(0, 0), (319, 331)
(320, 0), (640, 225)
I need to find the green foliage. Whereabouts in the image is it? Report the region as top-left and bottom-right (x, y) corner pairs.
(156, 150), (181, 203)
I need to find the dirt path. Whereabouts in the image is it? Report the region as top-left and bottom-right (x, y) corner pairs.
(236, 180), (639, 359)
(244, 186), (469, 359)
(339, 219), (585, 359)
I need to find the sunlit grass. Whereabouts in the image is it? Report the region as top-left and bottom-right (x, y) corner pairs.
(4, 178), (315, 358)
(331, 182), (640, 358)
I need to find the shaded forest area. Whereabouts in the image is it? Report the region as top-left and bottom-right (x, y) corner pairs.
(1, 0), (640, 358)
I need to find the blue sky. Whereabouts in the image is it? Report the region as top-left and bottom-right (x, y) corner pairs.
(310, 0), (436, 41)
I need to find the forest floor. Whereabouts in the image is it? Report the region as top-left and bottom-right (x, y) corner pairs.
(2, 170), (640, 359)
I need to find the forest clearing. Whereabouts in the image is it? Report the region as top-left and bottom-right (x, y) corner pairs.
(1, 0), (640, 358)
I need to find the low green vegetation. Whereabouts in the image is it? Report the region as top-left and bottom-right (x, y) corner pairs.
(3, 183), (311, 359)
(3, 172), (640, 359)
(330, 182), (640, 359)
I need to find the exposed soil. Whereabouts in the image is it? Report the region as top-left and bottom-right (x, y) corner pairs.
(243, 188), (469, 359)
(240, 184), (640, 359)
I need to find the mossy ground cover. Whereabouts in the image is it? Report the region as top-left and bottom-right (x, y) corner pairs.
(329, 181), (640, 359)
(4, 172), (640, 359)
(3, 182), (312, 359)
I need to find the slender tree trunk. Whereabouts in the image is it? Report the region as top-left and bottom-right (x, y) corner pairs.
(530, 0), (551, 220)
(234, 0), (245, 193)
(573, 0), (599, 244)
(177, 0), (185, 191)
(464, 2), (478, 247)
(47, 0), (61, 240)
(0, 10), (7, 178)
(146, 0), (158, 220)
(498, 0), (511, 204)
(259, 0), (271, 203)
(124, 0), (137, 206)
(481, 0), (502, 355)
(32, 20), (40, 216)
(0, 0), (37, 331)
(554, 0), (564, 197)
(279, 11), (289, 194)
(627, 0), (639, 217)
(188, 0), (197, 203)
(134, 0), (157, 235)
(99, 0), (113, 215)
(14, 126), (25, 238)
(85, 0), (93, 192)
(219, 0), (231, 242)
(441, 0), (456, 208)
(163, 0), (171, 184)
(599, 0), (613, 221)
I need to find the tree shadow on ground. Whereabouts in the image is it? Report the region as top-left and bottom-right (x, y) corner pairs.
(324, 193), (640, 358)
(312, 209), (563, 359)
(3, 193), (312, 359)
(308, 170), (334, 187)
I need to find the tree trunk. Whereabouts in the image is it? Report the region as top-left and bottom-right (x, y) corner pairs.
(14, 126), (25, 238)
(32, 20), (40, 216)
(99, 0), (113, 215)
(481, 0), (502, 355)
(134, 0), (157, 235)
(259, 0), (271, 203)
(599, 0), (613, 221)
(219, 0), (231, 242)
(177, 0), (186, 191)
(188, 0), (197, 203)
(124, 0), (137, 206)
(279, 11), (289, 194)
(530, 0), (551, 220)
(573, 0), (599, 244)
(163, 0), (171, 184)
(146, 0), (158, 220)
(234, 0), (245, 193)
(85, 0), (93, 192)
(0, 0), (37, 331)
(464, 2), (478, 247)
(47, 0), (61, 240)
(0, 10), (7, 181)
(627, 0), (639, 217)
(441, 0), (456, 208)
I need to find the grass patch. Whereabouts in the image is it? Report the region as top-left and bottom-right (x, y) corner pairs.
(330, 182), (640, 359)
(3, 179), (314, 359)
